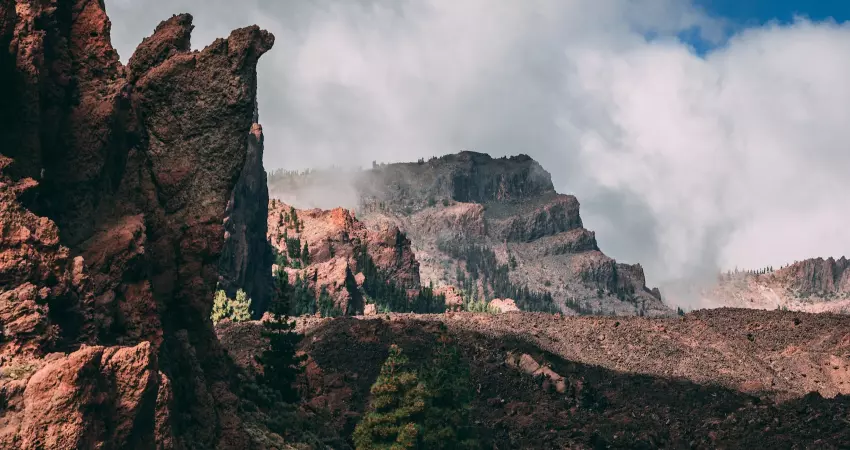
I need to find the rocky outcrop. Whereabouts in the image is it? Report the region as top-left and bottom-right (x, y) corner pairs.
(357, 151), (554, 212)
(700, 256), (850, 313)
(0, 2), (274, 448)
(4, 342), (162, 449)
(489, 194), (583, 242)
(219, 123), (273, 317)
(780, 257), (850, 295)
(268, 201), (422, 313)
(352, 152), (670, 316)
(436, 285), (464, 311)
(489, 298), (520, 313)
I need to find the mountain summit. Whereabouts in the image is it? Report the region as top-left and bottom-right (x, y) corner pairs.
(271, 151), (672, 316)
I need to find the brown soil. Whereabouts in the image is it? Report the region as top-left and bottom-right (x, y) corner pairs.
(219, 308), (850, 449)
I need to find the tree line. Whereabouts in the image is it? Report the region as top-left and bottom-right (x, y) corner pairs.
(438, 239), (558, 313)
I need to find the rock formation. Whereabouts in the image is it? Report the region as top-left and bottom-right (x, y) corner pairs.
(352, 151), (670, 316)
(0, 1), (274, 448)
(218, 123), (274, 317)
(267, 200), (426, 314)
(701, 256), (850, 313)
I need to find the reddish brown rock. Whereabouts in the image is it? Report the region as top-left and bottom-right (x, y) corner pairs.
(489, 298), (520, 313)
(268, 201), (422, 312)
(436, 285), (464, 311)
(0, 1), (274, 448)
(2, 342), (163, 449)
(219, 309), (850, 449)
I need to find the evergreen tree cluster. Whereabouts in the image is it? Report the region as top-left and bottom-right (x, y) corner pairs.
(438, 239), (557, 313)
(356, 247), (446, 314)
(563, 297), (597, 315)
(722, 265), (778, 279)
(211, 289), (252, 325)
(353, 339), (479, 449)
(276, 271), (348, 318)
(272, 227), (311, 270)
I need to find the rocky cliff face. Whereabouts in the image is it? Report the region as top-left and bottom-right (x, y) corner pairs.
(0, 2), (273, 448)
(358, 151), (554, 210)
(354, 152), (670, 316)
(267, 200), (423, 313)
(700, 257), (850, 313)
(219, 124), (274, 317)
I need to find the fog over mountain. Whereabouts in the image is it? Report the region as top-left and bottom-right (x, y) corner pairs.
(106, 0), (850, 307)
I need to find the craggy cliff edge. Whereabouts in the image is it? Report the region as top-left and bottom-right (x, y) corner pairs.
(219, 122), (274, 317)
(0, 1), (273, 448)
(354, 152), (670, 316)
(702, 257), (850, 313)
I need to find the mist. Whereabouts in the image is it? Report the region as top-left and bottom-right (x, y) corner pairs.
(104, 0), (850, 309)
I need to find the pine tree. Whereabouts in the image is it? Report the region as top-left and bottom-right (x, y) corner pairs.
(353, 345), (427, 449)
(302, 241), (311, 264)
(318, 286), (342, 318)
(257, 269), (307, 403)
(420, 336), (479, 449)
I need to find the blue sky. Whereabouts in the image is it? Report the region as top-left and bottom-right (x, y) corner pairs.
(697, 0), (850, 25)
(676, 0), (850, 55)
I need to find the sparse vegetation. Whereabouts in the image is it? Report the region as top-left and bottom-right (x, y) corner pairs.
(438, 238), (557, 313)
(356, 245), (446, 314)
(0, 360), (40, 381)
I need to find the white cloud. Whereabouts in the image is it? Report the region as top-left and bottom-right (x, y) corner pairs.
(104, 0), (850, 304)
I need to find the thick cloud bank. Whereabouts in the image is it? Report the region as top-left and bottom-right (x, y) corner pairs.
(106, 0), (850, 306)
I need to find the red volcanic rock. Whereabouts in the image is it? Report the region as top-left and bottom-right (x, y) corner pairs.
(268, 201), (422, 313)
(364, 223), (420, 289)
(489, 298), (520, 313)
(0, 1), (274, 448)
(436, 285), (464, 311)
(6, 342), (163, 449)
(0, 172), (75, 357)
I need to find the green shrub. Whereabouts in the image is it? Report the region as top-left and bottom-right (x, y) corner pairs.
(211, 289), (252, 325)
